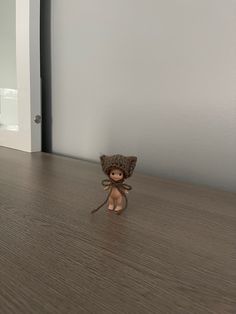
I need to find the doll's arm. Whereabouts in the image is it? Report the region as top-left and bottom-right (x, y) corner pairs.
(122, 187), (129, 194)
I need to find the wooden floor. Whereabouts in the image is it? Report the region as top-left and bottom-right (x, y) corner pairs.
(0, 147), (236, 314)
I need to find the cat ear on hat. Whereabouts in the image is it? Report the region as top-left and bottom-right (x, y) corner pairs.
(128, 156), (137, 174)
(100, 155), (107, 165)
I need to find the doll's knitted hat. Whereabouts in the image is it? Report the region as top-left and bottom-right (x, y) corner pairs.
(100, 154), (137, 179)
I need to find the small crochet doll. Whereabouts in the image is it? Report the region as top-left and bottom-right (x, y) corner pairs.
(91, 154), (137, 214)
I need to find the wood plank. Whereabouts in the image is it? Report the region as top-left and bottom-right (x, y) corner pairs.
(0, 147), (235, 313)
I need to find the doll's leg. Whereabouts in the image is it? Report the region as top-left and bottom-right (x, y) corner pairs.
(114, 196), (123, 212)
(108, 196), (115, 210)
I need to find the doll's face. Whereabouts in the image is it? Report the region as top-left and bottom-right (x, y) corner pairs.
(110, 168), (124, 181)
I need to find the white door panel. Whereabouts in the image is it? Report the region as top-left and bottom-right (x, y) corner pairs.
(0, 0), (41, 152)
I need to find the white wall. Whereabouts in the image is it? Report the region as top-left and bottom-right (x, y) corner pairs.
(0, 0), (16, 88)
(51, 0), (236, 192)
